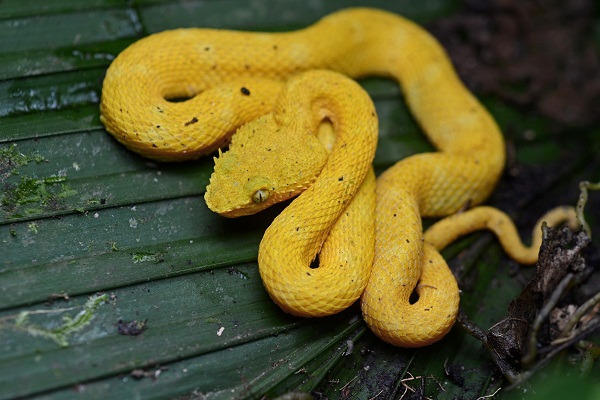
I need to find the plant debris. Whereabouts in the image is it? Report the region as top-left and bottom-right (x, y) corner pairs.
(429, 0), (600, 128)
(4, 293), (108, 347)
(116, 318), (148, 336)
(0, 144), (76, 218)
(458, 183), (599, 387)
(129, 366), (168, 380)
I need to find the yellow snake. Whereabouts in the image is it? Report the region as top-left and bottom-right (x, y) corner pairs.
(100, 8), (577, 347)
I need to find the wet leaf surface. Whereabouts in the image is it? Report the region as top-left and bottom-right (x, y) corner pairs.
(1, 1), (599, 399)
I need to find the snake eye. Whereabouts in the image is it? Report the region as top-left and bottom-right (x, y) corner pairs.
(252, 188), (270, 204)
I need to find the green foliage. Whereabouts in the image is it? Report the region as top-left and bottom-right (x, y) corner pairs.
(0, 1), (598, 399)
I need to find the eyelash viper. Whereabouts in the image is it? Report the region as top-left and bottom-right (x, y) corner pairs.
(100, 8), (578, 347)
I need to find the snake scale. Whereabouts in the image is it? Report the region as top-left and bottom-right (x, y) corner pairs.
(100, 8), (577, 347)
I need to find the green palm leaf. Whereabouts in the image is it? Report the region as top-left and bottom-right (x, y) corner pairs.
(1, 1), (598, 399)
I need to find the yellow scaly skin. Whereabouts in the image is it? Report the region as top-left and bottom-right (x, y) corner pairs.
(100, 8), (576, 347)
(205, 69), (379, 316)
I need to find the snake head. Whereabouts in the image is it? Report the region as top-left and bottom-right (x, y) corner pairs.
(204, 114), (328, 218)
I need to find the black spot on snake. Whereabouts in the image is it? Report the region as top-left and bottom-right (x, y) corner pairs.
(184, 117), (198, 126)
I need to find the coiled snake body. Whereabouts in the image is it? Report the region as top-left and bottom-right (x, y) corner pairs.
(101, 8), (576, 347)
